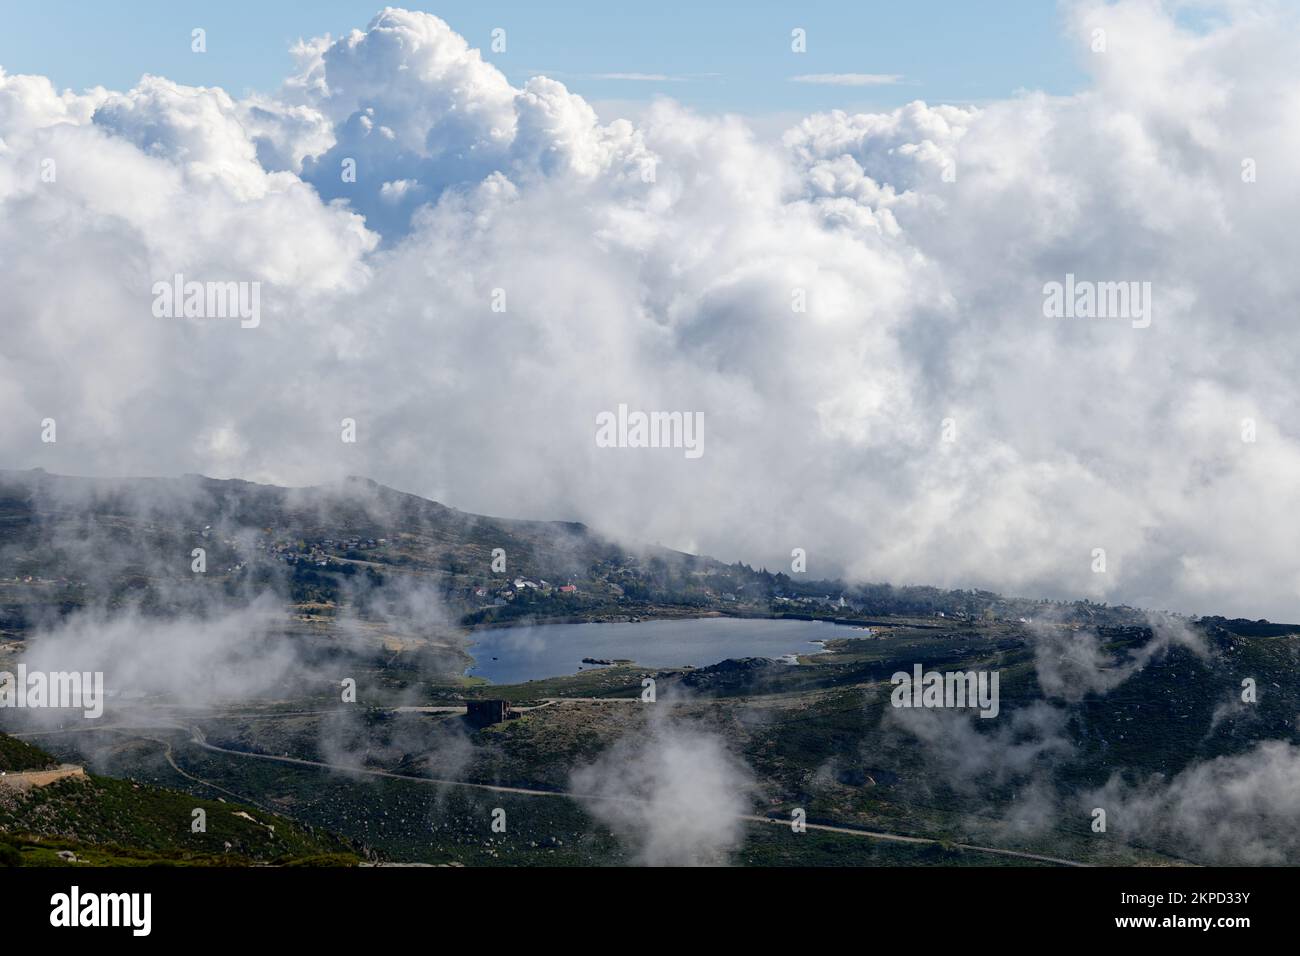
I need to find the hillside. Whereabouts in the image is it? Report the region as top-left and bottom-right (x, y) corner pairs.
(3, 469), (1297, 868)
(0, 731), (57, 773)
(0, 732), (362, 867)
(0, 468), (1157, 642)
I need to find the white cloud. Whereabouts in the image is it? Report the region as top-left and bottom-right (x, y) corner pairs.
(1088, 741), (1300, 864)
(570, 715), (755, 865)
(591, 73), (683, 82)
(2, 2), (1299, 620)
(789, 73), (905, 86)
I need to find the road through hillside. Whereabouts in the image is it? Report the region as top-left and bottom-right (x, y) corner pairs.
(15, 721), (1088, 866)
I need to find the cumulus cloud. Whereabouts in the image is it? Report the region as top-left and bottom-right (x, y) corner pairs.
(2, 2), (1298, 621)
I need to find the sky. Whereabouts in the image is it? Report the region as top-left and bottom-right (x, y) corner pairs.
(2, 1), (1299, 621)
(0, 0), (1089, 117)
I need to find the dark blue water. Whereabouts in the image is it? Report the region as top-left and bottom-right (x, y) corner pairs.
(464, 616), (839, 684)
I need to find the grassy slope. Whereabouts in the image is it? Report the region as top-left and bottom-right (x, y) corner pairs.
(0, 732), (361, 867)
(0, 732), (58, 772)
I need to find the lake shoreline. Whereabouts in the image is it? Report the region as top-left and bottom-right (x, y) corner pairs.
(460, 606), (897, 634)
(462, 616), (843, 685)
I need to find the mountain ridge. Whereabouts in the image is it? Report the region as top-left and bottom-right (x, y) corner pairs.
(0, 468), (1287, 630)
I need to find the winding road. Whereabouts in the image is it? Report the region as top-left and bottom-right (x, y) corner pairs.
(14, 716), (1088, 866)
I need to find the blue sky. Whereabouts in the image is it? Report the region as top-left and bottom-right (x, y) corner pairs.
(0, 0), (1088, 114)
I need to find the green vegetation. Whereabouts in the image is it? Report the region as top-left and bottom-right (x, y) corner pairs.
(3, 470), (1297, 867)
(0, 732), (56, 773)
(0, 732), (362, 867)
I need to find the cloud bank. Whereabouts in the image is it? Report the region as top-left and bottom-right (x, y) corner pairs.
(2, 2), (1298, 619)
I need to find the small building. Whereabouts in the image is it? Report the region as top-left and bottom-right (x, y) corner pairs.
(466, 699), (511, 726)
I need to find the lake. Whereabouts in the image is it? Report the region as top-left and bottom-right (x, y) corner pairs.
(464, 616), (841, 684)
